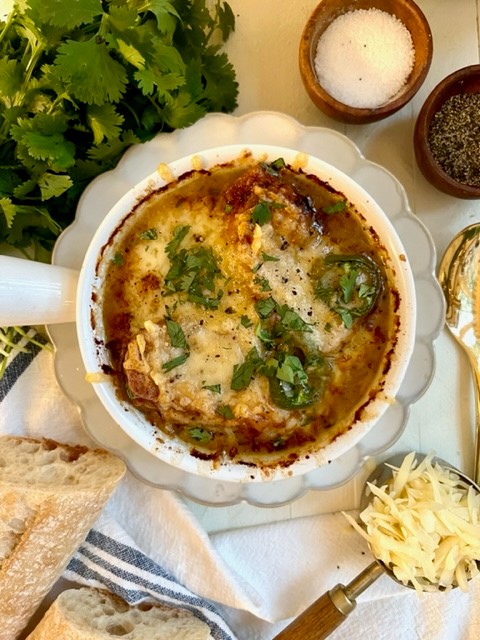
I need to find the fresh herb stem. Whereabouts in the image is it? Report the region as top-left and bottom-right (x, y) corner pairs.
(0, 326), (52, 379)
(0, 10), (14, 46)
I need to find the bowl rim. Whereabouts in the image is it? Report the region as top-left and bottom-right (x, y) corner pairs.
(76, 143), (417, 483)
(414, 64), (480, 198)
(299, 0), (433, 124)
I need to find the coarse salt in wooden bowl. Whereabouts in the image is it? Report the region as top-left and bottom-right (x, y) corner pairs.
(414, 65), (480, 199)
(299, 0), (433, 124)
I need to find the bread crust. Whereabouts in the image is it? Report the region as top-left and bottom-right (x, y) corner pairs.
(0, 436), (126, 640)
(27, 587), (214, 640)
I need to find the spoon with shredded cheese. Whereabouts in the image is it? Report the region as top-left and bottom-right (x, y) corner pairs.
(273, 451), (480, 640)
(346, 451), (480, 593)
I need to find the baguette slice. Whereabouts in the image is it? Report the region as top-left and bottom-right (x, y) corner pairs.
(0, 436), (126, 640)
(27, 587), (214, 639)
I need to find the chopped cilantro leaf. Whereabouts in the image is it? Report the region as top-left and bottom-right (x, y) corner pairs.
(216, 404), (234, 419)
(231, 347), (262, 391)
(163, 227), (225, 309)
(251, 200), (287, 225)
(359, 283), (376, 299)
(261, 252), (279, 262)
(252, 252), (279, 273)
(262, 157), (286, 176)
(111, 251), (124, 265)
(139, 227), (158, 240)
(340, 268), (358, 303)
(267, 352), (318, 410)
(165, 316), (188, 350)
(278, 306), (312, 332)
(203, 383), (221, 394)
(254, 296), (312, 332)
(251, 201), (272, 225)
(271, 157), (286, 170)
(188, 427), (212, 444)
(276, 355), (307, 384)
(232, 296), (329, 409)
(254, 296), (276, 319)
(240, 315), (253, 328)
(337, 308), (353, 329)
(162, 352), (189, 372)
(322, 200), (347, 215)
(166, 225), (190, 257)
(254, 275), (272, 291)
(254, 323), (273, 345)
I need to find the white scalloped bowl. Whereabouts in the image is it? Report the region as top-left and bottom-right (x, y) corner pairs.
(77, 144), (416, 483)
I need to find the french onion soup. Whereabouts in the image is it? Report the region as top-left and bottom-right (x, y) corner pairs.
(97, 150), (402, 469)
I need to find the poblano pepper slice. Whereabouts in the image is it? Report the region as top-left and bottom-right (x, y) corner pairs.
(315, 254), (383, 329)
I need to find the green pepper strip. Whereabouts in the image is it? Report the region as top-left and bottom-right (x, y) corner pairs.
(315, 254), (383, 330)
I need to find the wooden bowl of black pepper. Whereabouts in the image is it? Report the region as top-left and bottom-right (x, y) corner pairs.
(414, 65), (480, 198)
(299, 0), (433, 124)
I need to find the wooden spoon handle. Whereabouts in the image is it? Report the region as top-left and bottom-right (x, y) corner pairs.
(272, 588), (350, 640)
(273, 561), (384, 640)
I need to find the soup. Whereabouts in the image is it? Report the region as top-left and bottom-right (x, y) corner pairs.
(99, 151), (400, 468)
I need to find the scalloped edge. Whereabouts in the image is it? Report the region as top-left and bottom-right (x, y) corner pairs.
(49, 110), (445, 507)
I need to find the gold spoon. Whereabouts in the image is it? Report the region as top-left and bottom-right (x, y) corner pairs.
(438, 223), (480, 486)
(273, 452), (480, 640)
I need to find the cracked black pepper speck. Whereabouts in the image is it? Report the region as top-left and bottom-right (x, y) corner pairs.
(428, 93), (480, 187)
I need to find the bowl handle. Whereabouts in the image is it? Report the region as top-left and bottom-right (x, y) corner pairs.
(0, 256), (79, 326)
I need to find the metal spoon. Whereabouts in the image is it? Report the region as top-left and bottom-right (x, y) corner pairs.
(273, 453), (480, 640)
(438, 223), (480, 486)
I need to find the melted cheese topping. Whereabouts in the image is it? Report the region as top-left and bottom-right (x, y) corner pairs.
(100, 153), (397, 463)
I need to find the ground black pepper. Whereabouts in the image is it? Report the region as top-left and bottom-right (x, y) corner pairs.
(428, 93), (480, 187)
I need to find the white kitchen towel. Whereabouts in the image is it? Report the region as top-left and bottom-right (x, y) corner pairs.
(2, 347), (480, 640)
(209, 515), (480, 640)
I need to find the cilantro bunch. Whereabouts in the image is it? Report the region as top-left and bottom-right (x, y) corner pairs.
(0, 0), (237, 260)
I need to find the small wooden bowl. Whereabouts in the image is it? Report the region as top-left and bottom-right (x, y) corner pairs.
(414, 65), (480, 199)
(299, 0), (433, 124)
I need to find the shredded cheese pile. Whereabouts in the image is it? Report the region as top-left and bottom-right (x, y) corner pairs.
(344, 452), (480, 592)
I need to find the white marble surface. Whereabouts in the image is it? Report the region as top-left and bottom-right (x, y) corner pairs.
(186, 0), (480, 532)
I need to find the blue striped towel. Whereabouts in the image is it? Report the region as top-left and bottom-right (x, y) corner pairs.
(65, 521), (236, 640)
(0, 334), (237, 640)
(0, 327), (49, 401)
